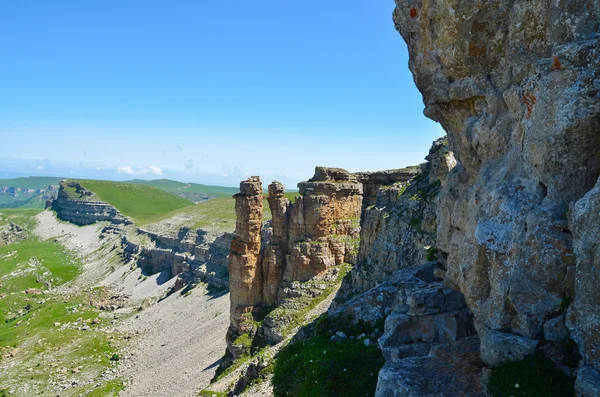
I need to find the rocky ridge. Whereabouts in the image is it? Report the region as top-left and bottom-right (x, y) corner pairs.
(220, 167), (414, 392)
(52, 180), (231, 291)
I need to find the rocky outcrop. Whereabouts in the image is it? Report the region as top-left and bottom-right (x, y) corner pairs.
(123, 226), (232, 290)
(391, 0), (600, 390)
(53, 180), (230, 290)
(340, 138), (453, 297)
(226, 169), (410, 359)
(53, 181), (131, 226)
(228, 177), (265, 336)
(354, 168), (419, 209)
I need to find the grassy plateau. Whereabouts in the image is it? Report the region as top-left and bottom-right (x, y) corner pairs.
(76, 179), (193, 225)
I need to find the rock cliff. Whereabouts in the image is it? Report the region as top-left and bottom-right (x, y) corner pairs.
(53, 180), (230, 290)
(225, 168), (411, 364)
(53, 181), (132, 226)
(391, 0), (600, 392)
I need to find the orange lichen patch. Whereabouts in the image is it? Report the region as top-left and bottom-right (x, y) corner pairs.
(523, 91), (537, 118)
(551, 56), (562, 70)
(410, 8), (417, 18)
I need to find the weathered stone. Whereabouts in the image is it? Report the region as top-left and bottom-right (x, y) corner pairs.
(392, 0), (600, 365)
(375, 336), (484, 397)
(544, 314), (569, 343)
(53, 181), (132, 226)
(228, 176), (265, 336)
(570, 177), (600, 372)
(339, 139), (451, 296)
(478, 328), (539, 367)
(576, 366), (600, 397)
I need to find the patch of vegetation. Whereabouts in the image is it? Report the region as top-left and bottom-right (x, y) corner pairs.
(269, 264), (353, 339)
(85, 379), (125, 397)
(560, 295), (572, 311)
(76, 179), (193, 225)
(233, 333), (253, 349)
(198, 390), (227, 397)
(426, 246), (438, 261)
(272, 334), (384, 397)
(0, 209), (126, 395)
(487, 351), (575, 397)
(126, 178), (238, 199)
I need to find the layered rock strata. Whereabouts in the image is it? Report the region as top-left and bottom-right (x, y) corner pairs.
(125, 227), (231, 288)
(226, 168), (411, 358)
(54, 180), (230, 289)
(53, 181), (131, 226)
(332, 263), (481, 396)
(391, 0), (600, 391)
(228, 177), (265, 336)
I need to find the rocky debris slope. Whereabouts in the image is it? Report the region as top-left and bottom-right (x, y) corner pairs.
(392, 0), (600, 393)
(52, 181), (132, 226)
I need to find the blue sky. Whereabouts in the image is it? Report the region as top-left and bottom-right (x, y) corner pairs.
(0, 0), (443, 187)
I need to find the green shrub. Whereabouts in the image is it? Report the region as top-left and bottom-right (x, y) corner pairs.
(426, 246), (438, 261)
(198, 390), (227, 397)
(272, 335), (384, 397)
(487, 351), (575, 397)
(560, 295), (572, 311)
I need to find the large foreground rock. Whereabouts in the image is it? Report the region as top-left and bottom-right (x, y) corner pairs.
(392, 0), (600, 371)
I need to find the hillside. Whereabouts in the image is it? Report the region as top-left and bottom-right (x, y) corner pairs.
(75, 179), (193, 225)
(143, 190), (300, 235)
(126, 179), (238, 202)
(0, 177), (61, 209)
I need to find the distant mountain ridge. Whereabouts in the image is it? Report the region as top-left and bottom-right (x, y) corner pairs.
(0, 176), (240, 208)
(0, 176), (62, 208)
(126, 178), (238, 202)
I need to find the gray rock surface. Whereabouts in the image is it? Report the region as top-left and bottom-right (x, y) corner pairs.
(339, 139), (453, 297)
(392, 0), (600, 365)
(478, 328), (539, 367)
(576, 366), (600, 397)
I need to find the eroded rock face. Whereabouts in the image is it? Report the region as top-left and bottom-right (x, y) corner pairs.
(53, 181), (132, 226)
(340, 138), (453, 296)
(392, 0), (600, 372)
(228, 177), (264, 335)
(331, 263), (481, 397)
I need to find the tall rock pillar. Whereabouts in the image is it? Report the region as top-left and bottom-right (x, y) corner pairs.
(228, 176), (264, 335)
(261, 182), (291, 304)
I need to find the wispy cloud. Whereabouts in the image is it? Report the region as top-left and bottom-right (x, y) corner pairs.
(117, 165), (163, 176)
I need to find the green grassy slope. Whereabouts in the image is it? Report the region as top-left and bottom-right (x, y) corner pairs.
(126, 179), (238, 199)
(0, 209), (125, 396)
(76, 179), (193, 225)
(0, 176), (62, 189)
(0, 177), (62, 209)
(143, 191), (301, 234)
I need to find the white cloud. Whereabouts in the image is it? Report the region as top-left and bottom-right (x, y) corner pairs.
(148, 166), (163, 176)
(96, 167), (102, 171)
(118, 165), (135, 175)
(118, 165), (163, 176)
(36, 165), (44, 170)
